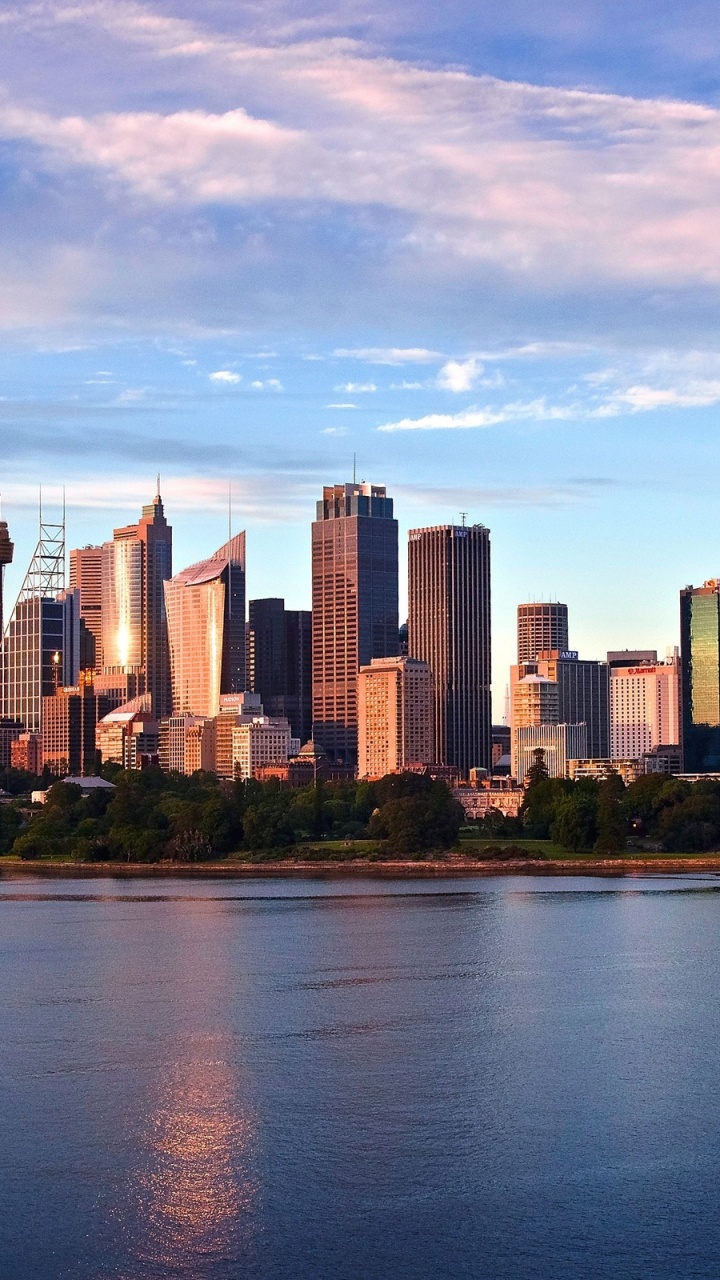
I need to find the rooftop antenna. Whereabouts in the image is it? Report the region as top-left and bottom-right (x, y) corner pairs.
(503, 683), (510, 726)
(156, 473), (161, 498)
(460, 511), (467, 527)
(228, 481), (232, 543)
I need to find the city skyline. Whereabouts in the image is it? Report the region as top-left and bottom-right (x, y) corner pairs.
(0, 481), (689, 722)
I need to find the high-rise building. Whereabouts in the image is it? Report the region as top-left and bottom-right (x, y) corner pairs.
(102, 488), (173, 717)
(536, 652), (610, 759)
(11, 731), (42, 774)
(312, 482), (398, 763)
(96, 695), (159, 770)
(517, 602), (569, 664)
(408, 523), (491, 775)
(69, 546), (104, 671)
(164, 534), (245, 718)
(0, 718), (23, 768)
(357, 656), (434, 779)
(248, 598), (312, 744)
(680, 580), (720, 772)
(1, 514), (68, 733)
(0, 518), (14, 639)
(164, 714), (217, 775)
(610, 652), (680, 760)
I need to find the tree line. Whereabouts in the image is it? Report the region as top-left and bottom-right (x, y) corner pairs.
(0, 767), (465, 862)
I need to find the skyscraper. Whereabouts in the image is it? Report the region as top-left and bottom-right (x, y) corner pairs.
(610, 653), (680, 760)
(680, 580), (720, 772)
(69, 545), (104, 671)
(102, 488), (173, 717)
(0, 517), (14, 639)
(248, 598), (312, 744)
(312, 482), (398, 763)
(1, 512), (67, 733)
(408, 523), (492, 775)
(517, 602), (569, 663)
(164, 533), (246, 717)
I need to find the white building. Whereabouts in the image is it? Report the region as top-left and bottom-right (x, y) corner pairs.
(165, 714), (216, 775)
(231, 715), (292, 780)
(515, 723), (587, 785)
(610, 650), (680, 761)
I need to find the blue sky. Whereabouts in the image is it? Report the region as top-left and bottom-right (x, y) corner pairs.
(2, 0), (720, 713)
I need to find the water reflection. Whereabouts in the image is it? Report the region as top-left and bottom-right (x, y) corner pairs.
(122, 1055), (258, 1277)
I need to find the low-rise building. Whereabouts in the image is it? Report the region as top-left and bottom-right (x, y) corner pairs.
(164, 714), (217, 775)
(568, 758), (641, 786)
(515, 723), (587, 785)
(231, 715), (292, 780)
(96, 696), (159, 770)
(11, 732), (42, 775)
(453, 775), (524, 820)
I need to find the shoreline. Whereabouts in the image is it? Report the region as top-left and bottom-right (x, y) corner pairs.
(2, 856), (720, 878)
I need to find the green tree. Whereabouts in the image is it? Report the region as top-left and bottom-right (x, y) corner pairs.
(551, 792), (597, 852)
(594, 772), (627, 853)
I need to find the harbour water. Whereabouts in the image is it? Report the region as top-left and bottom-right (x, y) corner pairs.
(2, 873), (720, 1278)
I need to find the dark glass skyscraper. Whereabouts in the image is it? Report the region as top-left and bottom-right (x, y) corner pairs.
(312, 483), (398, 763)
(680, 580), (720, 771)
(408, 523), (492, 775)
(249, 598), (312, 745)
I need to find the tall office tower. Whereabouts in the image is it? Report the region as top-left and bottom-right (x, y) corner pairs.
(517, 602), (569, 663)
(610, 651), (680, 760)
(312, 482), (398, 763)
(680, 580), (720, 772)
(1, 512), (66, 733)
(535, 651), (610, 759)
(0, 518), (14, 638)
(514, 723), (587, 784)
(248, 598), (312, 744)
(102, 487), (173, 717)
(357, 656), (434, 779)
(69, 546), (104, 671)
(408, 523), (492, 775)
(164, 534), (246, 717)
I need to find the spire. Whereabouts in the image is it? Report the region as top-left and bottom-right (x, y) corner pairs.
(156, 473), (161, 501)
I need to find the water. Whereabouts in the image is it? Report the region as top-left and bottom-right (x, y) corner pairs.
(2, 872), (720, 1279)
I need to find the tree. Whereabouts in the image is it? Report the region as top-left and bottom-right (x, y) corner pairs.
(551, 792), (597, 852)
(525, 748), (549, 789)
(594, 772), (626, 853)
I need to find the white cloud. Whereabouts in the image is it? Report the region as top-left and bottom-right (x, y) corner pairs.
(326, 402), (356, 408)
(378, 407), (505, 432)
(321, 426), (348, 435)
(335, 382), (377, 392)
(334, 348), (442, 364)
(436, 357), (483, 393)
(209, 369), (241, 383)
(251, 378), (283, 390)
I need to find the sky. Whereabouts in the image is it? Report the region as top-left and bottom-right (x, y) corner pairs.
(2, 0), (720, 714)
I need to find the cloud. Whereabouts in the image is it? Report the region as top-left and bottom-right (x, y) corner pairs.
(436, 357), (483, 393)
(334, 348), (442, 364)
(326, 402), (356, 409)
(209, 369), (241, 383)
(378, 407), (506, 432)
(335, 382), (377, 392)
(396, 480), (618, 509)
(250, 378), (283, 390)
(320, 426), (349, 435)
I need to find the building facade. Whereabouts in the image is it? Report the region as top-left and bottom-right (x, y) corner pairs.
(102, 489), (173, 718)
(231, 716), (292, 780)
(11, 732), (42, 774)
(248, 598), (312, 744)
(164, 533), (246, 718)
(42, 680), (111, 776)
(357, 656), (434, 779)
(517, 602), (569, 664)
(164, 714), (217, 775)
(515, 723), (587, 785)
(408, 523), (492, 776)
(312, 483), (398, 763)
(680, 581), (720, 772)
(69, 545), (104, 672)
(610, 653), (680, 760)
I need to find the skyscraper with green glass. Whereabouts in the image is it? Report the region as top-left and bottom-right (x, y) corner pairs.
(680, 580), (720, 772)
